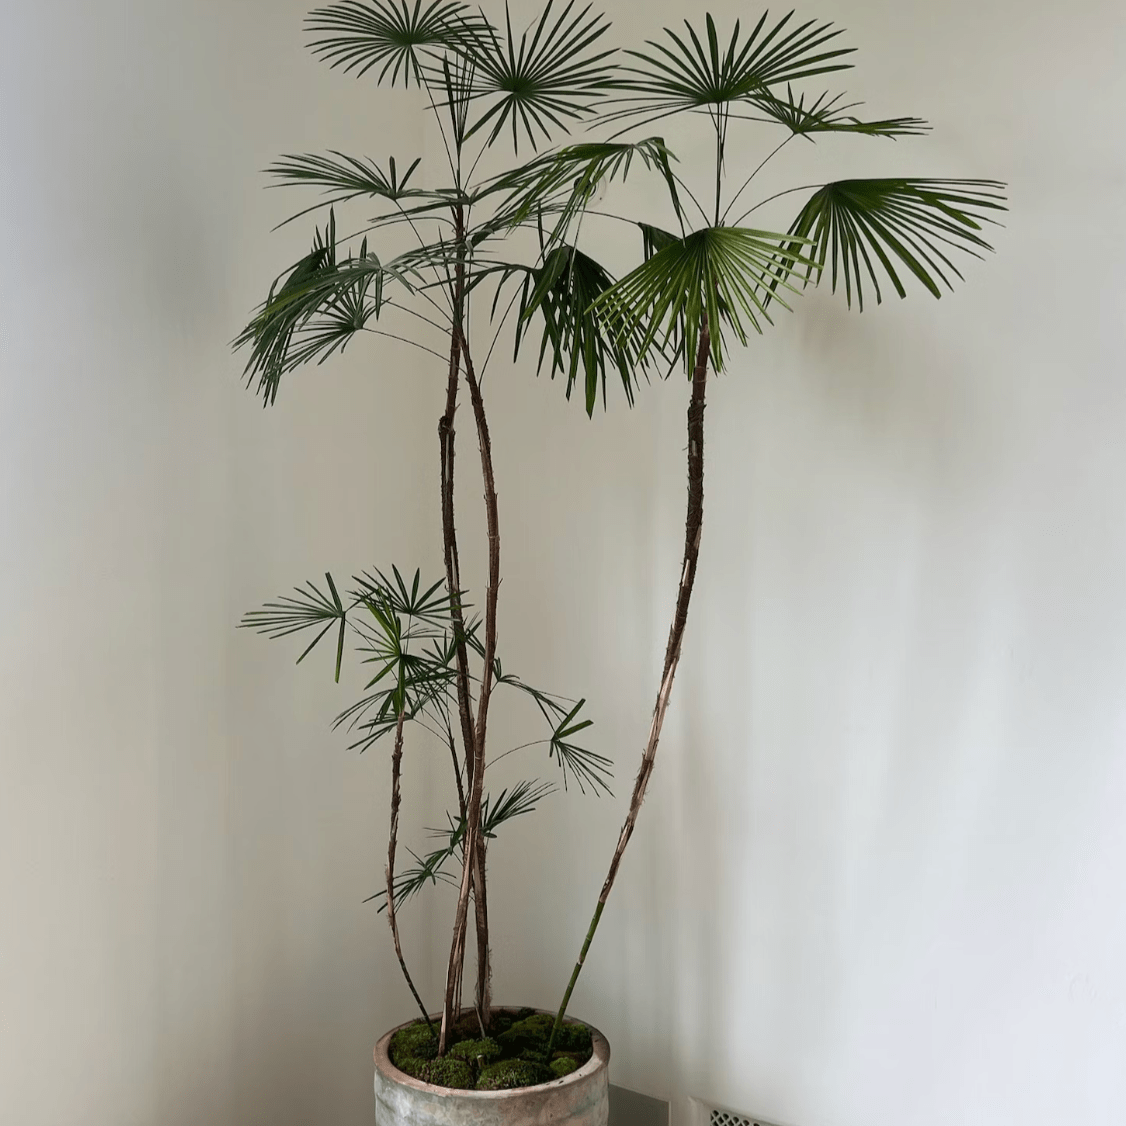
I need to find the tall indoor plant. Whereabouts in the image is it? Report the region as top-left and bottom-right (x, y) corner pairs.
(237, 0), (1005, 1099)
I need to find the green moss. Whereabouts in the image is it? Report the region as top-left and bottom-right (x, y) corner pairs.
(389, 1022), (438, 1069)
(448, 1037), (501, 1066)
(550, 1056), (579, 1079)
(520, 1013), (556, 1038)
(421, 1058), (475, 1089)
(392, 1052), (474, 1089)
(554, 1022), (593, 1056)
(476, 1059), (553, 1091)
(496, 1013), (554, 1054)
(390, 1011), (592, 1092)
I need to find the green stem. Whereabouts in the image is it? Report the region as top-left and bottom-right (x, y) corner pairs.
(546, 902), (604, 1055)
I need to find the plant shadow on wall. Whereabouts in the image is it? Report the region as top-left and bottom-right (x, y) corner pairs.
(233, 0), (1006, 1092)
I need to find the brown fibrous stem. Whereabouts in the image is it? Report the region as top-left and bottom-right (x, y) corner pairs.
(462, 336), (498, 1027)
(386, 705), (434, 1034)
(437, 202), (485, 1049)
(547, 310), (711, 1054)
(439, 329), (500, 1052)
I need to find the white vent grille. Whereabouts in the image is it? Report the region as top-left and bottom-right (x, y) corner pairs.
(709, 1108), (775, 1126)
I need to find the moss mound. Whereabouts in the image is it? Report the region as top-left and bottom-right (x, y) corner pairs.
(388, 1022), (438, 1069)
(386, 1011), (594, 1092)
(550, 1056), (579, 1079)
(447, 1037), (502, 1066)
(476, 1059), (553, 1090)
(427, 1058), (475, 1088)
(553, 1022), (592, 1054)
(496, 1013), (555, 1054)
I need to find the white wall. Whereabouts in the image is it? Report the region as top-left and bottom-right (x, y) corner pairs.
(0, 3), (438, 1124)
(3, 1), (1125, 1126)
(470, 2), (1126, 1126)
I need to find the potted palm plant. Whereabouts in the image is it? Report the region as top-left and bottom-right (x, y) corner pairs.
(236, 0), (1005, 1118)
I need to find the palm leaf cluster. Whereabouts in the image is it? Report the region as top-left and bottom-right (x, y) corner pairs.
(240, 564), (608, 811)
(505, 11), (1005, 386)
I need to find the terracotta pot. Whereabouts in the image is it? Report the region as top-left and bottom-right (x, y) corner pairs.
(373, 1011), (610, 1126)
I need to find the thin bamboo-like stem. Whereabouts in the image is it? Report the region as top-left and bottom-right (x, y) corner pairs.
(548, 310), (711, 1054)
(385, 704), (434, 1033)
(437, 330), (484, 1050)
(463, 335), (499, 1026)
(437, 203), (486, 1051)
(439, 205), (478, 784)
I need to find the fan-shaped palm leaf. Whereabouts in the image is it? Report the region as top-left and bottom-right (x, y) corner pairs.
(235, 212), (415, 403)
(491, 668), (612, 793)
(306, 0), (477, 84)
(773, 178), (1007, 310)
(606, 11), (853, 126)
(462, 0), (618, 151)
(746, 86), (928, 139)
(491, 137), (681, 239)
(508, 244), (650, 414)
(369, 779), (556, 912)
(267, 151), (423, 206)
(240, 573), (348, 680)
(595, 224), (814, 372)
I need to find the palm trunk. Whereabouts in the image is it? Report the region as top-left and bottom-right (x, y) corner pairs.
(439, 207), (478, 798)
(437, 203), (491, 1045)
(439, 332), (499, 1051)
(548, 311), (710, 1051)
(462, 338), (498, 1025)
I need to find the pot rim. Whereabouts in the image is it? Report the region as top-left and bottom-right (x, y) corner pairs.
(373, 1007), (610, 1100)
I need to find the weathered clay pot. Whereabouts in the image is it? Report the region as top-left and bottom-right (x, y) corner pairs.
(373, 1012), (610, 1126)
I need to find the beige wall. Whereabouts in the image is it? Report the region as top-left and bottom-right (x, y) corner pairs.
(1, 2), (437, 1123)
(467, 2), (1126, 1126)
(3, 1), (1125, 1125)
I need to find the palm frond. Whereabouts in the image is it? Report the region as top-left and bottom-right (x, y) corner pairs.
(367, 779), (555, 912)
(546, 698), (611, 794)
(505, 244), (652, 415)
(773, 178), (1007, 310)
(491, 137), (681, 239)
(595, 224), (815, 372)
(747, 86), (928, 139)
(282, 257), (383, 369)
(336, 645), (457, 750)
(462, 0), (618, 152)
(368, 841), (461, 911)
(234, 212), (412, 403)
(306, 0), (478, 84)
(352, 565), (454, 625)
(482, 779), (557, 835)
(606, 11), (853, 123)
(495, 671), (612, 793)
(240, 572), (348, 682)
(267, 151), (424, 210)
